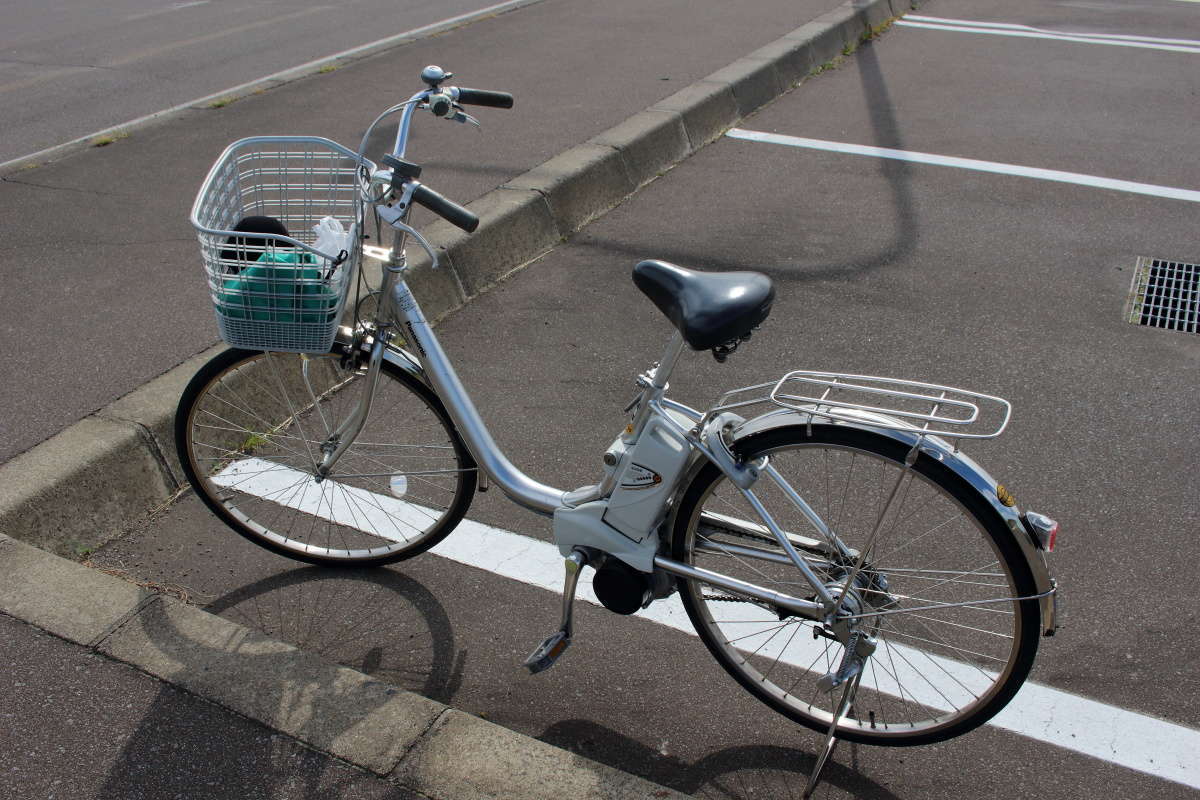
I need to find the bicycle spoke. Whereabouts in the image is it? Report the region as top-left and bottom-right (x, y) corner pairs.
(181, 350), (473, 564)
(677, 429), (1035, 743)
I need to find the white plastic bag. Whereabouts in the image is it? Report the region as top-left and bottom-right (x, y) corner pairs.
(311, 216), (350, 261)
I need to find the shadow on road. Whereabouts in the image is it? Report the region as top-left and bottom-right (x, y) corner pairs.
(541, 718), (901, 800)
(205, 565), (466, 703)
(575, 37), (918, 285)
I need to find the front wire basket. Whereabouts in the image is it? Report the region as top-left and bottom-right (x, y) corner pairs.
(190, 136), (373, 353)
(709, 371), (1012, 441)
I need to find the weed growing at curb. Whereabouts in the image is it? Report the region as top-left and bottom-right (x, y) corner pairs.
(91, 132), (129, 148)
(861, 17), (896, 42)
(208, 97), (236, 109)
(82, 559), (203, 604)
(240, 433), (268, 453)
(809, 14), (901, 78)
(318, 64), (339, 74)
(810, 56), (845, 76)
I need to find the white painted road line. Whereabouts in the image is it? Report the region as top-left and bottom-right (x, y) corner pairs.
(725, 129), (1200, 204)
(127, 1), (213, 22)
(896, 16), (1200, 54)
(216, 457), (1200, 791)
(437, 521), (1200, 793)
(906, 14), (1200, 47)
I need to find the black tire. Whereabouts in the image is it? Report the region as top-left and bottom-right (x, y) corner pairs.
(672, 423), (1040, 746)
(176, 346), (476, 566)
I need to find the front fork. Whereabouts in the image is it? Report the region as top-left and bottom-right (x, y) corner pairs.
(314, 313), (390, 479)
(314, 206), (413, 479)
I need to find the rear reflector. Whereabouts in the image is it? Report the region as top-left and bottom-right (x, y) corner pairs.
(1023, 511), (1058, 552)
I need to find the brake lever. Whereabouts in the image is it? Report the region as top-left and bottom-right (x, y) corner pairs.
(449, 108), (481, 128)
(373, 205), (441, 270)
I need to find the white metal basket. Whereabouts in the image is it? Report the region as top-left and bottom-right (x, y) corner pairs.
(190, 136), (372, 352)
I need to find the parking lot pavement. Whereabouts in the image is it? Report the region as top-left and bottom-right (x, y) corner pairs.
(0, 0), (835, 464)
(0, 0), (534, 165)
(0, 613), (422, 800)
(91, 1), (1200, 798)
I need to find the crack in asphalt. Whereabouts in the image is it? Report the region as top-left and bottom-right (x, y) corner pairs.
(1, 175), (130, 196)
(0, 58), (117, 71)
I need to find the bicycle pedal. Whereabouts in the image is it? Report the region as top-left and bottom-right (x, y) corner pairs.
(523, 630), (571, 674)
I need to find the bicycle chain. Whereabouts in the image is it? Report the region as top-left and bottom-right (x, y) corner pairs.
(701, 592), (841, 642)
(702, 592), (759, 604)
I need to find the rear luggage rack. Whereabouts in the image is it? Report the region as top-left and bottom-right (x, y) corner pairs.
(708, 370), (1012, 440)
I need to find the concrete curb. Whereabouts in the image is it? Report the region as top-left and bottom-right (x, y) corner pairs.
(0, 532), (687, 798)
(0, 0), (908, 561)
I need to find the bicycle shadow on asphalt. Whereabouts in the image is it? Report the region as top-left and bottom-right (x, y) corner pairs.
(573, 39), (918, 286)
(540, 718), (901, 800)
(91, 564), (469, 796)
(91, 680), (412, 800)
(101, 544), (898, 799)
(83, 564), (466, 799)
(203, 565), (467, 704)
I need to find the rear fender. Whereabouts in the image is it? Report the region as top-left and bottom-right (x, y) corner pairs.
(702, 408), (1057, 635)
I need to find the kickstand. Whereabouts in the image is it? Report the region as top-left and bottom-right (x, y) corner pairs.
(523, 548), (588, 674)
(803, 670), (863, 799)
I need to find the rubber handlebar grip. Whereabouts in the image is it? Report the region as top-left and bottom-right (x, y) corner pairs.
(456, 88), (514, 109)
(412, 184), (479, 233)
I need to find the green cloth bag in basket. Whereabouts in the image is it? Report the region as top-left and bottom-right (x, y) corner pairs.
(218, 251), (337, 324)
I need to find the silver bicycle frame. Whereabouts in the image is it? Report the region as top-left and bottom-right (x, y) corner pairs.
(350, 81), (840, 617)
(361, 216), (835, 621)
(379, 266), (832, 620)
(388, 274), (567, 513)
(336, 84), (1053, 630)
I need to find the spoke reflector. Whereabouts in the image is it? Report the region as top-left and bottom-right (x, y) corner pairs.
(213, 458), (430, 543)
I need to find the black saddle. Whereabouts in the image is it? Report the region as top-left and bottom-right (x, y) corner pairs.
(632, 260), (775, 351)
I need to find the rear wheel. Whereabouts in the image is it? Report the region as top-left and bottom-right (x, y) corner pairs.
(176, 346), (476, 566)
(672, 423), (1040, 745)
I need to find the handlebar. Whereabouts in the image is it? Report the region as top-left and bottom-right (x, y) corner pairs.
(411, 183), (479, 233)
(454, 87), (514, 109)
(364, 68), (511, 235)
(428, 86), (514, 118)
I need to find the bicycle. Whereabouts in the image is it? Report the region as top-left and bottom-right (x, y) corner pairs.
(177, 64), (1059, 796)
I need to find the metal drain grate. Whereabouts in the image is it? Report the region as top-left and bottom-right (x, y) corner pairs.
(1126, 257), (1200, 333)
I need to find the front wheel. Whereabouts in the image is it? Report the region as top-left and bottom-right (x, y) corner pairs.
(672, 423), (1040, 746)
(176, 346), (477, 566)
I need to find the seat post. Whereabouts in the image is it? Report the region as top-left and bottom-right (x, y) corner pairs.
(650, 331), (686, 390)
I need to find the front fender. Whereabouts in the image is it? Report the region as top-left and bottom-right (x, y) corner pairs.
(382, 343), (429, 387)
(337, 327), (431, 388)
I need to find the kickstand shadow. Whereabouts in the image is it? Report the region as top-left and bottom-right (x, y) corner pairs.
(541, 718), (901, 799)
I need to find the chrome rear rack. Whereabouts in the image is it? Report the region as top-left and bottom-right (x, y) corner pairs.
(707, 370), (1012, 440)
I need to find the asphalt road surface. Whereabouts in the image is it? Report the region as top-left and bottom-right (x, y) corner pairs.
(95, 0), (1200, 797)
(0, 0), (833, 464)
(0, 0), (532, 164)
